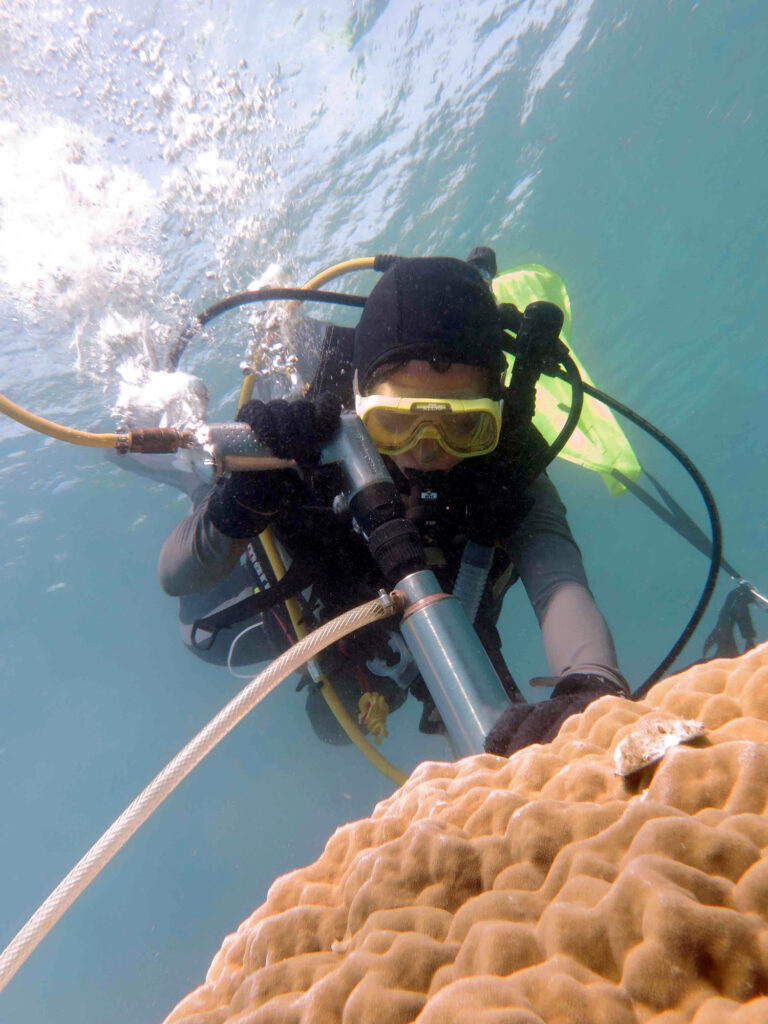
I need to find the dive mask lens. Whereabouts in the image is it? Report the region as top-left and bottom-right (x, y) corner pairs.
(355, 395), (502, 458)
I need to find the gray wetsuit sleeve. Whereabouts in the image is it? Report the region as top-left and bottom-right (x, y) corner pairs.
(158, 496), (247, 596)
(507, 475), (625, 690)
(103, 450), (212, 504)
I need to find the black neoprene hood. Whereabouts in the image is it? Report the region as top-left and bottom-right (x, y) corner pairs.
(352, 257), (508, 390)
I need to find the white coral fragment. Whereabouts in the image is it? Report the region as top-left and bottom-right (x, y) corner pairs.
(613, 711), (706, 776)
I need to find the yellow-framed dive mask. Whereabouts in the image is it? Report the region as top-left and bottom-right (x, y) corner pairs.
(354, 393), (503, 459)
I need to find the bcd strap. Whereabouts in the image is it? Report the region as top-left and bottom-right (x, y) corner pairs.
(703, 582), (757, 660)
(191, 561), (316, 651)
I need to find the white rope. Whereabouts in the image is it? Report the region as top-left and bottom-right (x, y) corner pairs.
(0, 595), (393, 993)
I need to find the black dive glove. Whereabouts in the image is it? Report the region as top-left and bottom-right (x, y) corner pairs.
(484, 673), (629, 757)
(237, 393), (342, 465)
(206, 394), (341, 539)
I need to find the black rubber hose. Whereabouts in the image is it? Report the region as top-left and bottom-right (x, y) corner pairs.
(541, 353), (584, 468)
(554, 373), (723, 699)
(524, 353), (584, 483)
(166, 287), (367, 371)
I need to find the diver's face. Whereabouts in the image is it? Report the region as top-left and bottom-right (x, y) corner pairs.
(376, 360), (489, 472)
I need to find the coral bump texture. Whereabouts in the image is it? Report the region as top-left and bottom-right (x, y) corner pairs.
(164, 643), (768, 1023)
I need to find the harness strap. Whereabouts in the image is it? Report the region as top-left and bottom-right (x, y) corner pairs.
(703, 582), (758, 660)
(191, 561), (316, 651)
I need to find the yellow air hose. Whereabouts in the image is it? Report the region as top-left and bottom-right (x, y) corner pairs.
(0, 391), (119, 448)
(302, 256), (377, 290)
(0, 391), (186, 455)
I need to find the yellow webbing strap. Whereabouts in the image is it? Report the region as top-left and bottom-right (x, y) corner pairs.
(358, 691), (390, 743)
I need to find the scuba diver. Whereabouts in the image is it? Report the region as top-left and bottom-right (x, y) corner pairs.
(158, 255), (630, 755)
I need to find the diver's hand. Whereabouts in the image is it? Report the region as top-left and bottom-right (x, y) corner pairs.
(204, 394), (341, 539)
(484, 674), (628, 757)
(204, 466), (301, 539)
(237, 394), (342, 466)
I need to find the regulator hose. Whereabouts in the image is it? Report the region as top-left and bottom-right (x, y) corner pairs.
(524, 352), (584, 483)
(551, 369), (723, 698)
(166, 285), (368, 372)
(0, 591), (401, 995)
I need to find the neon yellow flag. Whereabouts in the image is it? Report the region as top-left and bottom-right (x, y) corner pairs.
(493, 264), (641, 495)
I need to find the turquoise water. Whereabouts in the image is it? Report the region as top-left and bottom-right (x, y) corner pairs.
(1, 1), (766, 1019)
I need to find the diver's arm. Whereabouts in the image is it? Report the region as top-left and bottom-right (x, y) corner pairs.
(536, 577), (624, 688)
(158, 498), (248, 596)
(507, 475), (628, 693)
(104, 450), (212, 504)
(158, 395), (340, 596)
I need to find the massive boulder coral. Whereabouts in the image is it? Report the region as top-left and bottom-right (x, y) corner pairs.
(164, 643), (768, 1023)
